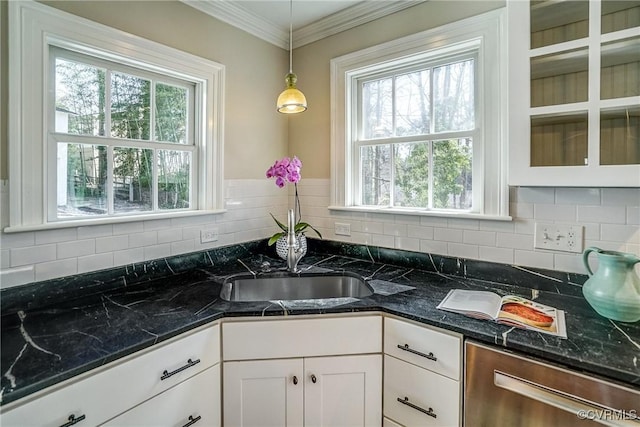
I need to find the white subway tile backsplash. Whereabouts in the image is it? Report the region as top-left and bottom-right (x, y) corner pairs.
(496, 232), (534, 250)
(35, 228), (78, 245)
(534, 204), (576, 222)
(515, 187), (555, 203)
(77, 224), (113, 239)
(0, 232), (35, 249)
(78, 253), (113, 274)
(96, 235), (129, 253)
(395, 237), (420, 251)
(1, 249), (9, 269)
(383, 223), (407, 237)
(158, 228), (184, 244)
(627, 207), (640, 225)
(0, 266), (35, 288)
(128, 231), (158, 248)
(479, 246), (514, 265)
(448, 243), (479, 260)
(463, 230), (496, 246)
(35, 259), (77, 281)
(113, 248), (144, 267)
(57, 239), (96, 259)
(420, 239), (448, 255)
(514, 250), (554, 270)
(371, 234), (394, 248)
(11, 245), (57, 267)
(577, 206), (626, 224)
(555, 188), (601, 205)
(143, 244), (172, 261)
(143, 219), (172, 231)
(602, 188), (640, 206)
(3, 182), (640, 283)
(407, 225), (434, 240)
(434, 228), (463, 243)
(601, 224), (640, 244)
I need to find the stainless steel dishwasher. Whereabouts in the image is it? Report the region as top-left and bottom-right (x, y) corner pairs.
(464, 341), (640, 426)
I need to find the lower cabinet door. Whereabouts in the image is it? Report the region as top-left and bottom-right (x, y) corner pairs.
(304, 354), (382, 427)
(101, 364), (220, 427)
(223, 359), (304, 427)
(384, 355), (460, 427)
(383, 417), (404, 427)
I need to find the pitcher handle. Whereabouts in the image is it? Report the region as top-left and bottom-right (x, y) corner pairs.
(583, 247), (602, 276)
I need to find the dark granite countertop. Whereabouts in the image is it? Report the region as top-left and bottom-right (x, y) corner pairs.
(1, 240), (639, 406)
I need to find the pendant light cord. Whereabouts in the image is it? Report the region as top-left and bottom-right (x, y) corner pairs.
(289, 0), (293, 74)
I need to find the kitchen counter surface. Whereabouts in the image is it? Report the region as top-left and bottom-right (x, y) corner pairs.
(1, 240), (639, 406)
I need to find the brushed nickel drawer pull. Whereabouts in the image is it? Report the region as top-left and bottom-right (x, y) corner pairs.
(161, 358), (201, 380)
(59, 414), (86, 427)
(182, 415), (202, 427)
(397, 344), (437, 361)
(397, 397), (437, 419)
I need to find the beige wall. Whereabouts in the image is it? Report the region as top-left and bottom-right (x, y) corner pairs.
(1, 0), (289, 180)
(289, 0), (504, 178)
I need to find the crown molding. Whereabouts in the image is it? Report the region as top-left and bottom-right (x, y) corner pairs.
(182, 1), (426, 50)
(293, 1), (425, 48)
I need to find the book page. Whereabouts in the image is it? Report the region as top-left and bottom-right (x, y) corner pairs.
(497, 295), (566, 338)
(437, 289), (503, 319)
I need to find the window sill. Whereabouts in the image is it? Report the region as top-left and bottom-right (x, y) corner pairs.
(3, 209), (227, 233)
(327, 206), (512, 222)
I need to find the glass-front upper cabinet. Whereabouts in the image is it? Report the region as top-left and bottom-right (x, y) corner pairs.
(509, 0), (640, 187)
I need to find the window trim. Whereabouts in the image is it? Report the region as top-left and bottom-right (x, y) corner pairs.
(7, 1), (225, 232)
(329, 8), (510, 221)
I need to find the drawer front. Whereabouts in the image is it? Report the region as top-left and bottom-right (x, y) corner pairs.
(2, 324), (220, 427)
(384, 317), (460, 380)
(223, 316), (382, 360)
(102, 365), (220, 427)
(384, 355), (460, 427)
(383, 417), (404, 427)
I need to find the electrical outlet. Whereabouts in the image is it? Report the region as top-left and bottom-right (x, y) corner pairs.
(335, 222), (351, 236)
(534, 223), (583, 253)
(200, 228), (219, 243)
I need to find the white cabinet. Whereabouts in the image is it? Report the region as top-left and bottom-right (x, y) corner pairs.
(1, 324), (221, 427)
(382, 317), (462, 427)
(101, 365), (221, 427)
(222, 316), (383, 427)
(508, 0), (640, 186)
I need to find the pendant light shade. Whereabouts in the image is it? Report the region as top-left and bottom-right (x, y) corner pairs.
(277, 0), (307, 114)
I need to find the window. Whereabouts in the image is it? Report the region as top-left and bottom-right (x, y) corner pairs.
(8, 2), (224, 231)
(330, 9), (509, 220)
(52, 48), (195, 220)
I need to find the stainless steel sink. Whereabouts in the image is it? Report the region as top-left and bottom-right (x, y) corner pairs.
(220, 272), (373, 302)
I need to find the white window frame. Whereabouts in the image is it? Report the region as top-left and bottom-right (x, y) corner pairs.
(7, 1), (225, 232)
(330, 8), (510, 221)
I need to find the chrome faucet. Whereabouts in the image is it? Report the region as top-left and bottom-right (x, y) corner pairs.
(286, 208), (303, 273)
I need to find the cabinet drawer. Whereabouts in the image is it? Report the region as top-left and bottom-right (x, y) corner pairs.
(384, 355), (460, 427)
(384, 317), (460, 380)
(102, 365), (220, 427)
(223, 316), (381, 360)
(2, 324), (220, 427)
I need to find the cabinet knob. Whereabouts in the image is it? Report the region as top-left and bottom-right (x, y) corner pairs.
(293, 375), (298, 385)
(311, 374), (317, 384)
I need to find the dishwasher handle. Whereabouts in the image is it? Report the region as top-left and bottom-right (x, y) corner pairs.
(494, 371), (639, 427)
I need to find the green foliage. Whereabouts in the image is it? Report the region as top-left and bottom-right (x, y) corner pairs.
(268, 213), (323, 246)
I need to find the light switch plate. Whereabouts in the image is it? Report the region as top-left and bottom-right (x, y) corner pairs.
(534, 222), (583, 253)
(335, 222), (351, 236)
(200, 228), (219, 243)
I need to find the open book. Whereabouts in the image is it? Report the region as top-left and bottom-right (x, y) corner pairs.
(437, 289), (567, 338)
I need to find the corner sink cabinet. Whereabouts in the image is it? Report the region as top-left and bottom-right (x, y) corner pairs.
(222, 316), (383, 427)
(508, 0), (640, 186)
(0, 324), (221, 427)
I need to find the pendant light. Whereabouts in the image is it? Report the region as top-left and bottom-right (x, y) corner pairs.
(276, 0), (307, 114)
